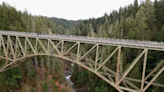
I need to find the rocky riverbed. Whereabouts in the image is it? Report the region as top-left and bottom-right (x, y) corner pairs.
(64, 63), (76, 91)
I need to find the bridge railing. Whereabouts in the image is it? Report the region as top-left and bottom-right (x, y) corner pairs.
(0, 30), (164, 46)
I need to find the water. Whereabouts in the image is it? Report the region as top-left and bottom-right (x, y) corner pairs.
(71, 63), (74, 66)
(65, 75), (74, 87)
(65, 63), (76, 90)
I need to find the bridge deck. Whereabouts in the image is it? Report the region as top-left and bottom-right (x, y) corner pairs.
(0, 30), (164, 92)
(0, 30), (164, 51)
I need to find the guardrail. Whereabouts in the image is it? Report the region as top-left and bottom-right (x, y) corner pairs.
(0, 30), (164, 50)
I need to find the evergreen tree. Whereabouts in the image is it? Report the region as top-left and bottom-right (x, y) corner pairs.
(133, 0), (139, 18)
(87, 24), (95, 37)
(0, 67), (22, 92)
(135, 6), (149, 40)
(157, 25), (164, 41)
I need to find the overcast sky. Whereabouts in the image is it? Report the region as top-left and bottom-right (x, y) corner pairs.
(0, 0), (155, 20)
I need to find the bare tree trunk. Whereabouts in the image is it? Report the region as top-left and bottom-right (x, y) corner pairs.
(35, 56), (38, 72)
(26, 85), (29, 92)
(27, 59), (30, 75)
(27, 59), (31, 81)
(52, 59), (55, 74)
(41, 58), (45, 80)
(121, 28), (124, 39)
(35, 56), (38, 92)
(48, 56), (50, 92)
(48, 56), (50, 74)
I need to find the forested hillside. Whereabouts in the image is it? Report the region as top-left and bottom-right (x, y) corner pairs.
(69, 0), (164, 92)
(0, 0), (164, 92)
(49, 17), (77, 29)
(0, 2), (74, 92)
(71, 0), (164, 40)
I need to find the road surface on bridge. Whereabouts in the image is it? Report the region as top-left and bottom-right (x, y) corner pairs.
(0, 30), (164, 51)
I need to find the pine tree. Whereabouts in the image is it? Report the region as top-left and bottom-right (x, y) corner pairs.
(133, 0), (139, 18)
(157, 25), (164, 41)
(87, 24), (95, 37)
(135, 6), (149, 40)
(154, 0), (164, 29)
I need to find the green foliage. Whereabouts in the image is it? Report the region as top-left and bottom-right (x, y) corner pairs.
(61, 88), (66, 92)
(70, 0), (164, 91)
(65, 83), (67, 86)
(0, 2), (70, 92)
(60, 79), (63, 84)
(87, 24), (95, 37)
(42, 82), (48, 91)
(0, 3), (26, 31)
(22, 85), (26, 92)
(31, 88), (35, 92)
(53, 76), (58, 80)
(154, 0), (164, 29)
(49, 17), (77, 29)
(0, 66), (22, 92)
(26, 60), (37, 82)
(1, 0), (164, 91)
(53, 85), (57, 89)
(133, 0), (139, 17)
(72, 69), (117, 92)
(157, 25), (164, 41)
(53, 85), (60, 92)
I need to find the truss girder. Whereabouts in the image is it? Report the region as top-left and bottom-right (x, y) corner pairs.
(0, 34), (163, 92)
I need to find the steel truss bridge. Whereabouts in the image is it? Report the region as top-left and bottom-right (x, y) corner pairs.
(0, 30), (164, 92)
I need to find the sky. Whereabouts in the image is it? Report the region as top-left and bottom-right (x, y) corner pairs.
(0, 0), (155, 20)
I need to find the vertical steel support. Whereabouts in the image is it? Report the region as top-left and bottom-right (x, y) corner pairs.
(96, 47), (119, 71)
(79, 44), (97, 61)
(16, 36), (25, 56)
(141, 49), (148, 91)
(95, 44), (99, 70)
(120, 51), (123, 75)
(6, 35), (9, 64)
(8, 36), (15, 59)
(47, 39), (50, 52)
(36, 38), (47, 53)
(117, 49), (146, 85)
(25, 37), (27, 55)
(115, 46), (121, 84)
(35, 38), (38, 52)
(61, 40), (64, 54)
(77, 42), (80, 62)
(1, 35), (7, 58)
(15, 36), (18, 59)
(26, 37), (36, 54)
